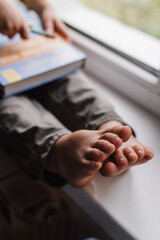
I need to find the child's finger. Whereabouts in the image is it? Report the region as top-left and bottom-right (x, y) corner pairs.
(20, 23), (30, 39)
(0, 29), (15, 38)
(8, 32), (16, 39)
(43, 17), (54, 35)
(54, 19), (71, 41)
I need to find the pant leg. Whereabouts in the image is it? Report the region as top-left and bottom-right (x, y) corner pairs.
(0, 95), (71, 180)
(41, 71), (123, 132)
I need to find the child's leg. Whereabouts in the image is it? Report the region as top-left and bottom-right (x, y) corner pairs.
(41, 71), (124, 132)
(0, 95), (129, 188)
(0, 95), (70, 180)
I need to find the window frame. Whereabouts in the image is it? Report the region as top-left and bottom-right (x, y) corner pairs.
(51, 0), (160, 116)
(51, 1), (160, 82)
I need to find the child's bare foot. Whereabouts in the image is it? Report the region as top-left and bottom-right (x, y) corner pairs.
(46, 125), (131, 188)
(99, 123), (154, 177)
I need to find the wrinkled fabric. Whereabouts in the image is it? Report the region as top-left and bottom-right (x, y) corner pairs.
(0, 71), (123, 180)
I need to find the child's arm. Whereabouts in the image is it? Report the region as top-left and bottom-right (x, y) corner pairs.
(21, 0), (71, 41)
(0, 0), (30, 39)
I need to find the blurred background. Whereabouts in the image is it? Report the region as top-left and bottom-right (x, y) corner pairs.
(80, 0), (160, 39)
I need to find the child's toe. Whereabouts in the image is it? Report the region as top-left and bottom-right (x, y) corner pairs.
(99, 161), (118, 177)
(93, 140), (115, 156)
(134, 147), (154, 165)
(88, 160), (103, 171)
(84, 148), (106, 162)
(114, 149), (128, 167)
(100, 133), (123, 148)
(123, 147), (138, 164)
(144, 147), (154, 160)
(83, 156), (103, 171)
(133, 145), (145, 159)
(104, 125), (132, 142)
(118, 126), (132, 142)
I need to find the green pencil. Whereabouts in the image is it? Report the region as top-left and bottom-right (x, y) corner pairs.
(31, 29), (55, 38)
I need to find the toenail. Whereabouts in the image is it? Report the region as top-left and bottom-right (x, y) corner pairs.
(148, 151), (153, 155)
(115, 137), (120, 144)
(137, 150), (143, 154)
(107, 143), (112, 150)
(120, 157), (126, 161)
(94, 162), (97, 168)
(129, 153), (134, 157)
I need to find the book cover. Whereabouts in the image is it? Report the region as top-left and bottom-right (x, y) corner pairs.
(0, 4), (86, 97)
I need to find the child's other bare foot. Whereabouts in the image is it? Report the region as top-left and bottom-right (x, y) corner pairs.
(99, 122), (154, 177)
(46, 125), (131, 188)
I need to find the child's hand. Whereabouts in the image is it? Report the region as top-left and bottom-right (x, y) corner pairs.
(0, 0), (30, 39)
(40, 5), (71, 41)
